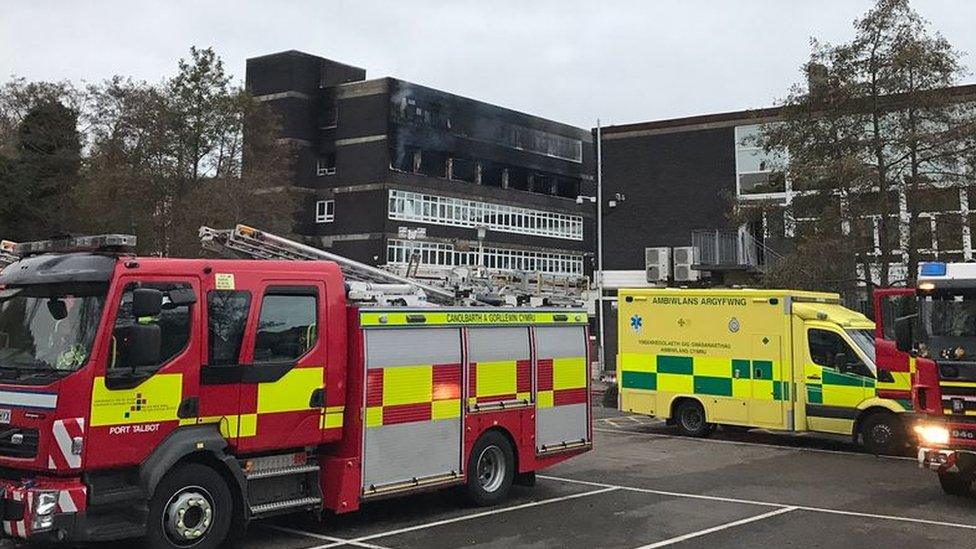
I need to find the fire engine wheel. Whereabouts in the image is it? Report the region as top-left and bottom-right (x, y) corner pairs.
(675, 400), (713, 438)
(938, 471), (974, 496)
(466, 431), (515, 507)
(146, 464), (233, 549)
(859, 413), (903, 455)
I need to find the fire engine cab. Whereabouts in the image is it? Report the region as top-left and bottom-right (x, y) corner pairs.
(894, 262), (976, 494)
(0, 233), (591, 547)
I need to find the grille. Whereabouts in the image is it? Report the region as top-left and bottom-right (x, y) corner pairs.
(0, 428), (39, 458)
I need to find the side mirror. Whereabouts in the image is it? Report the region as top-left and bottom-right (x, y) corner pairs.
(47, 299), (68, 320)
(123, 324), (161, 368)
(894, 315), (915, 354)
(167, 288), (197, 307)
(106, 324), (161, 389)
(132, 288), (163, 318)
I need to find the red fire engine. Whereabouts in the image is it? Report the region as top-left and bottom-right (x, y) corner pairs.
(889, 262), (976, 495)
(0, 231), (592, 547)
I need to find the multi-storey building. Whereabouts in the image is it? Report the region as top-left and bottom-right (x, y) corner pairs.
(245, 51), (596, 286)
(596, 85), (976, 373)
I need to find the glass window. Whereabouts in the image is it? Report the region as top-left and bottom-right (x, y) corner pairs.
(316, 200), (335, 223)
(316, 154), (336, 176)
(735, 124), (787, 197)
(112, 282), (192, 371)
(207, 291), (251, 366)
(386, 189), (583, 241)
(0, 282), (107, 377)
(254, 289), (317, 363)
(808, 328), (872, 377)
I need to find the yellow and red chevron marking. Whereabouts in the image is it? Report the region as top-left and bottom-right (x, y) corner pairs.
(365, 363), (461, 427)
(468, 359), (532, 405)
(537, 356), (587, 409)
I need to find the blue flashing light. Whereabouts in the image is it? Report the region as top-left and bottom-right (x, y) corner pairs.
(920, 262), (947, 277)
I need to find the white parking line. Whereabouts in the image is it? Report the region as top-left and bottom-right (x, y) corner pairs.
(540, 475), (786, 508)
(258, 524), (391, 549)
(321, 486), (619, 547)
(540, 475), (976, 531)
(633, 507), (798, 549)
(593, 425), (916, 461)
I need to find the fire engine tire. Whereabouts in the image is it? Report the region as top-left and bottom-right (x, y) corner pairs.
(145, 464), (234, 549)
(466, 431), (515, 507)
(675, 400), (713, 438)
(938, 472), (974, 496)
(859, 412), (904, 455)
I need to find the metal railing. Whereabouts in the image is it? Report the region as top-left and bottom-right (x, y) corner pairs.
(692, 229), (778, 269)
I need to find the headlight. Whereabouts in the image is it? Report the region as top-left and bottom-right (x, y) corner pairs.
(31, 513), (54, 531)
(31, 491), (58, 532)
(914, 424), (950, 446)
(33, 491), (57, 516)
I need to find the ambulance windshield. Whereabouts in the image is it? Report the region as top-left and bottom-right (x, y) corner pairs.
(0, 282), (107, 381)
(918, 291), (976, 362)
(845, 328), (877, 373)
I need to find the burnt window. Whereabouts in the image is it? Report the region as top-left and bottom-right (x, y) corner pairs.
(254, 288), (318, 363)
(449, 157), (478, 183)
(207, 291), (251, 366)
(316, 154), (336, 176)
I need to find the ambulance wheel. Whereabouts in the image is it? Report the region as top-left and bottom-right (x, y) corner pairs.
(860, 413), (903, 455)
(675, 400), (712, 438)
(146, 464), (233, 549)
(466, 431), (515, 506)
(938, 472), (974, 496)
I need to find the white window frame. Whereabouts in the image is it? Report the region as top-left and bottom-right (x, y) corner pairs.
(315, 199), (335, 223)
(388, 189), (583, 241)
(385, 238), (584, 276)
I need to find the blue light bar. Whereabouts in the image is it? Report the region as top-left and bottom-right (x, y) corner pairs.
(920, 262), (947, 277)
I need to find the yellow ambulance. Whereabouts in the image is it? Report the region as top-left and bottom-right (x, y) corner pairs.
(617, 288), (910, 453)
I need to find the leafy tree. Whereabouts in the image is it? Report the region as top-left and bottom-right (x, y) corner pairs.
(753, 0), (974, 294)
(0, 93), (81, 240)
(72, 47), (297, 256)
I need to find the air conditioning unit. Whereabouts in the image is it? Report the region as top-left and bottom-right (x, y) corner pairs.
(672, 246), (700, 282)
(645, 247), (671, 282)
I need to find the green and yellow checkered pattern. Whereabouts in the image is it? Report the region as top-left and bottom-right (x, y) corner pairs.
(620, 353), (789, 401)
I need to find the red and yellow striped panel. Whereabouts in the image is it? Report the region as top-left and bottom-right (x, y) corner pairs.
(537, 356), (587, 409)
(467, 359), (532, 406)
(365, 363), (461, 427)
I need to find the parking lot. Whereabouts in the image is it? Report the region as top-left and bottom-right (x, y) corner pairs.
(236, 406), (976, 549)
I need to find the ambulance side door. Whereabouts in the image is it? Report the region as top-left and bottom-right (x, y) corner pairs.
(803, 325), (874, 434)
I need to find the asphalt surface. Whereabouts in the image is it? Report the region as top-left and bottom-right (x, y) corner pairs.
(13, 406), (976, 548)
(242, 406), (976, 549)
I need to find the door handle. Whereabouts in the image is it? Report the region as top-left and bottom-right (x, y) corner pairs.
(178, 397), (199, 419)
(807, 375), (821, 381)
(309, 388), (325, 408)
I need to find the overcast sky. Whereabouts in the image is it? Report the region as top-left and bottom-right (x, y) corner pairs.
(2, 1), (974, 128)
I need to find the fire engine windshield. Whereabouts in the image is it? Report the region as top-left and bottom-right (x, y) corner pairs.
(0, 282), (107, 381)
(917, 292), (976, 362)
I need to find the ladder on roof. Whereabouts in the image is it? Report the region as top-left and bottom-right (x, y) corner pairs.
(199, 225), (462, 306)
